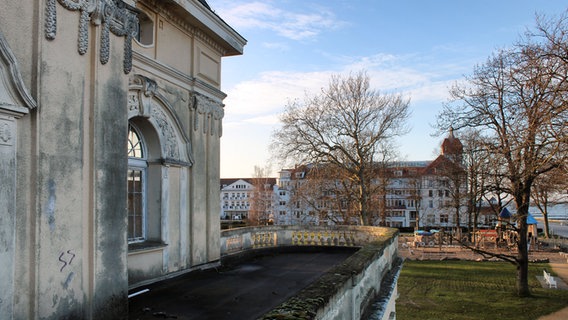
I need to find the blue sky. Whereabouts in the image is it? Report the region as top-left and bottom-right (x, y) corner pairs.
(208, 0), (567, 178)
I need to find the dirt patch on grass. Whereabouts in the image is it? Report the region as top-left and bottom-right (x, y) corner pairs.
(398, 236), (566, 264)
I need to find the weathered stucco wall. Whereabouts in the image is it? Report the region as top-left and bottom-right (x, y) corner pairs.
(0, 0), (245, 319)
(9, 3), (133, 318)
(0, 28), (37, 320)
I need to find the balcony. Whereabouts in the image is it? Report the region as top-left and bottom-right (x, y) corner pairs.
(129, 226), (400, 320)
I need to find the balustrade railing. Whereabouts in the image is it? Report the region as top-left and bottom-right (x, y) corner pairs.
(220, 225), (394, 256)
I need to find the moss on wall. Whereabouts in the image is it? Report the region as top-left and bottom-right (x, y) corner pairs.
(260, 229), (398, 320)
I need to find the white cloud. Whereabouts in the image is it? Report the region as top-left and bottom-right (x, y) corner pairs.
(407, 80), (453, 103)
(262, 42), (290, 51)
(223, 70), (331, 116)
(337, 53), (401, 70)
(244, 114), (281, 126)
(337, 53), (464, 102)
(222, 52), (462, 131)
(218, 52), (466, 177)
(209, 1), (342, 40)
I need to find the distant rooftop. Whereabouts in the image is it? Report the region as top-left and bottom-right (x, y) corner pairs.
(388, 161), (431, 168)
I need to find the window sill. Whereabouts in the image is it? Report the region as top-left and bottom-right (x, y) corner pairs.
(128, 241), (167, 253)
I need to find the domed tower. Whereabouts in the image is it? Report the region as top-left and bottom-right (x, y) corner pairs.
(440, 127), (463, 164)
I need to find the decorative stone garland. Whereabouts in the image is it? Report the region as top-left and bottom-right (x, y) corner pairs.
(45, 0), (138, 73)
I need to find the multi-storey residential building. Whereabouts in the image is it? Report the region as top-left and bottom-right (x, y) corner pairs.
(381, 161), (430, 228)
(220, 178), (278, 224)
(418, 129), (468, 228)
(219, 131), (482, 229)
(275, 167), (321, 225)
(272, 130), (472, 228)
(220, 179), (253, 220)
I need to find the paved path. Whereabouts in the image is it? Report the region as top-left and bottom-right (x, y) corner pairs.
(538, 253), (568, 320)
(128, 250), (355, 320)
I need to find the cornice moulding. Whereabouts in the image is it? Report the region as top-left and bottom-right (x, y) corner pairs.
(141, 0), (246, 56)
(132, 51), (226, 102)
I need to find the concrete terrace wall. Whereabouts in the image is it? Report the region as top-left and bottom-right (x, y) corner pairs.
(220, 226), (401, 320)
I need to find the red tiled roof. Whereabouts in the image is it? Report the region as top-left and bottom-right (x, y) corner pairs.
(421, 154), (464, 176)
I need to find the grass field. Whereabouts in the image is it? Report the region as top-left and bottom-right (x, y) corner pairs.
(397, 260), (568, 320)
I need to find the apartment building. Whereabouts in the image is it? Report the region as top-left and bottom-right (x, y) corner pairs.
(220, 179), (253, 220)
(272, 130), (471, 228)
(275, 167), (321, 225)
(220, 178), (278, 224)
(220, 131), (480, 229)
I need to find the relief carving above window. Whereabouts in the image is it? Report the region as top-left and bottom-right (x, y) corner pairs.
(128, 74), (193, 166)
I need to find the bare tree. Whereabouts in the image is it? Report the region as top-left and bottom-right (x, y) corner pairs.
(248, 166), (275, 226)
(406, 171), (424, 230)
(531, 167), (568, 238)
(436, 133), (467, 236)
(287, 163), (371, 225)
(371, 141), (400, 226)
(272, 71), (410, 225)
(460, 129), (489, 232)
(438, 22), (568, 296)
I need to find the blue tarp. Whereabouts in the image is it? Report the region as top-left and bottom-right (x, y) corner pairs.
(527, 213), (538, 225)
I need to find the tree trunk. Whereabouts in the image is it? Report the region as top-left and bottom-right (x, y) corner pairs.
(380, 191), (387, 226)
(543, 209), (550, 238)
(515, 190), (531, 297)
(516, 235), (530, 297)
(415, 209), (420, 231)
(359, 173), (370, 226)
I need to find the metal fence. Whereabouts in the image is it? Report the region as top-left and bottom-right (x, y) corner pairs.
(541, 237), (568, 251)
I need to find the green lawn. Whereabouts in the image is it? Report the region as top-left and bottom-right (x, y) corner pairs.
(397, 260), (568, 320)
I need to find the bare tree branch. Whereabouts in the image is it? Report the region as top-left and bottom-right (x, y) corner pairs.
(272, 71), (410, 225)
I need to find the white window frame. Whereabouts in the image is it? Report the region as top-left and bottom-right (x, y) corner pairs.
(127, 123), (148, 243)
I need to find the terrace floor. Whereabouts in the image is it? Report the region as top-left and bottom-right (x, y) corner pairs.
(128, 249), (356, 320)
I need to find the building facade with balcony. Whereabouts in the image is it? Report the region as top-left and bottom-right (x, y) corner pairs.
(220, 179), (254, 220)
(1, 1), (245, 318)
(271, 131), (469, 229)
(220, 178), (278, 224)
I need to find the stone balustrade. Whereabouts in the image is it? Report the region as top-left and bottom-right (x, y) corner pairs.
(221, 225), (395, 256)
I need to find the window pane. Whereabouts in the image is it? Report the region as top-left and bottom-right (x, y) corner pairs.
(128, 124), (144, 158)
(127, 169), (145, 241)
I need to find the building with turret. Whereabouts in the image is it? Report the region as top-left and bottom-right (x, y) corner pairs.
(270, 130), (469, 229)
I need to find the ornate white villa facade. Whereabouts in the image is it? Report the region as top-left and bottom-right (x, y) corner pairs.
(1, 1), (245, 319)
(220, 178), (278, 223)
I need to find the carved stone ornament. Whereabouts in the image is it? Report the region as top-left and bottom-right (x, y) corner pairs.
(0, 120), (12, 145)
(191, 93), (224, 136)
(128, 74), (158, 117)
(128, 74), (194, 166)
(151, 107), (180, 160)
(0, 32), (37, 116)
(45, 0), (139, 74)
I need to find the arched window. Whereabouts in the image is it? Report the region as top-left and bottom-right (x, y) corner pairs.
(127, 123), (147, 242)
